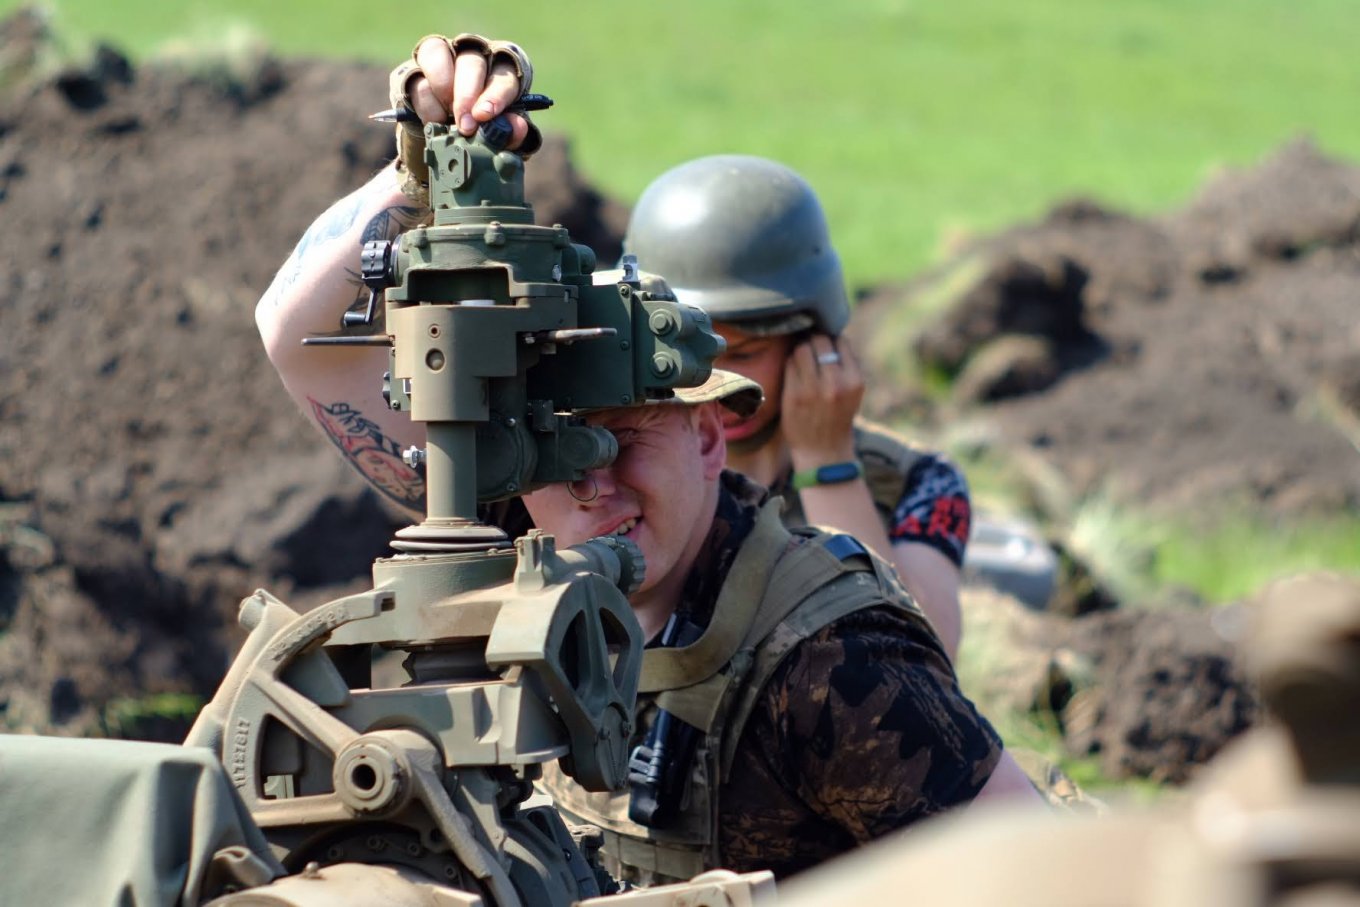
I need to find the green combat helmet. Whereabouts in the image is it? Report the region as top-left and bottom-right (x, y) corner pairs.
(623, 155), (849, 337)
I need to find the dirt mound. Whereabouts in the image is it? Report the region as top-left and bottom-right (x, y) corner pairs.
(854, 141), (1360, 518)
(1059, 607), (1258, 783)
(0, 19), (627, 737)
(962, 588), (1257, 784)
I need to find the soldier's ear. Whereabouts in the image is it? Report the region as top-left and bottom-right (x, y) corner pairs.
(692, 403), (726, 481)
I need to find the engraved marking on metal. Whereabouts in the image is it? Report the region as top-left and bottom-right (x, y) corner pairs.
(230, 716), (252, 788)
(266, 600), (365, 665)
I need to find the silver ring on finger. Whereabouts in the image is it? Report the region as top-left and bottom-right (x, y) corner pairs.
(817, 351), (841, 366)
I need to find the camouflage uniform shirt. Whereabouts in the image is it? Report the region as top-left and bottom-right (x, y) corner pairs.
(673, 471), (1002, 878)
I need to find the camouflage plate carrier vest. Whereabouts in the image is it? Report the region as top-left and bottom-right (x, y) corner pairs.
(538, 498), (928, 886)
(777, 419), (925, 532)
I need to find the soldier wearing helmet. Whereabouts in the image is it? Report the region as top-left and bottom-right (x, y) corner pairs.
(625, 156), (969, 656)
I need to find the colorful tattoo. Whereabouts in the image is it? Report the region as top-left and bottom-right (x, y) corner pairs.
(308, 397), (425, 512)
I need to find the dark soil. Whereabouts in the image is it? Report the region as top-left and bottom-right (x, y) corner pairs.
(855, 142), (1360, 518)
(1058, 606), (1259, 784)
(965, 589), (1259, 785)
(0, 11), (1352, 786)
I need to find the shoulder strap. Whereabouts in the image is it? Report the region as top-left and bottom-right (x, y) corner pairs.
(638, 500), (791, 694)
(650, 531), (865, 734)
(744, 532), (869, 646)
(852, 418), (927, 517)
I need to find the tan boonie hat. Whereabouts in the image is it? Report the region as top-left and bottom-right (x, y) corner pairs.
(668, 368), (764, 419)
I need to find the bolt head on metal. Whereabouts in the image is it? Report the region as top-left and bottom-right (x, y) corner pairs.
(649, 310), (677, 335)
(333, 738), (410, 817)
(402, 446), (426, 469)
(651, 354), (675, 377)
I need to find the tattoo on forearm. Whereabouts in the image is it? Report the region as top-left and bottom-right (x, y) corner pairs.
(362, 205), (425, 244)
(309, 397), (426, 512)
(300, 193), (366, 254)
(261, 197), (426, 315)
(336, 206), (425, 312)
(260, 193), (368, 310)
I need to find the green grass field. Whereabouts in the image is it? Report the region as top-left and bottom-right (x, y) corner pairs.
(10, 0), (1360, 289)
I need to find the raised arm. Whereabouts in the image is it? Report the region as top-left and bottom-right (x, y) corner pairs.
(256, 174), (428, 517)
(782, 333), (965, 658)
(254, 35), (534, 519)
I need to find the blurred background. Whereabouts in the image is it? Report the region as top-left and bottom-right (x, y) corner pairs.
(7, 0), (1359, 282)
(0, 0), (1357, 797)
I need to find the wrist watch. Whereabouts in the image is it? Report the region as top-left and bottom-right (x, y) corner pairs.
(791, 460), (864, 491)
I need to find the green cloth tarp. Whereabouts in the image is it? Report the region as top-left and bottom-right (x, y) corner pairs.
(0, 735), (280, 906)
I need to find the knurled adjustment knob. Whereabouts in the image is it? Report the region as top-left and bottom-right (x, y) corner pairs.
(360, 239), (394, 290)
(345, 240), (395, 327)
(477, 114), (514, 151)
(600, 535), (646, 597)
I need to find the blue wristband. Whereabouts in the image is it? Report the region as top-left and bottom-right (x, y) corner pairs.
(791, 460), (864, 491)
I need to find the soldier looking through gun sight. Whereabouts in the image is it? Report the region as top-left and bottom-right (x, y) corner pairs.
(255, 32), (1041, 884)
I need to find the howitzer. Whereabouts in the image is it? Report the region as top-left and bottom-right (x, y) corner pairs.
(177, 105), (772, 905)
